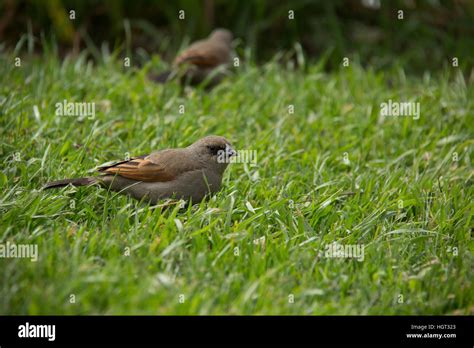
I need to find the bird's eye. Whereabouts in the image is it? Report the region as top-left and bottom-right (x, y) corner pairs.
(207, 145), (224, 156)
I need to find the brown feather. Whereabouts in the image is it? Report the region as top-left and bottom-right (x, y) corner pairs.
(175, 51), (221, 67)
(174, 39), (230, 67)
(98, 149), (201, 182)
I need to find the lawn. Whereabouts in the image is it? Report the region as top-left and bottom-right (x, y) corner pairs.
(0, 50), (472, 315)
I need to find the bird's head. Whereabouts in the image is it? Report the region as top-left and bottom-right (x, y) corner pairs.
(189, 135), (236, 173)
(209, 29), (233, 47)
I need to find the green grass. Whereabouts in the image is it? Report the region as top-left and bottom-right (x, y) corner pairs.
(0, 51), (473, 315)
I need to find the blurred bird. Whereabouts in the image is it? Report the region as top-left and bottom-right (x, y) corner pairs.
(44, 136), (236, 204)
(150, 28), (233, 87)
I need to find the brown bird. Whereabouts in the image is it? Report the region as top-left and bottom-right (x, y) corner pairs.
(151, 28), (233, 87)
(44, 136), (236, 204)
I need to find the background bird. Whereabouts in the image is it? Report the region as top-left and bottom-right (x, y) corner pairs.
(150, 28), (233, 87)
(44, 136), (236, 204)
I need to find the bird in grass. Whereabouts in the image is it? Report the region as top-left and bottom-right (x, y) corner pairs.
(44, 136), (236, 204)
(150, 28), (233, 88)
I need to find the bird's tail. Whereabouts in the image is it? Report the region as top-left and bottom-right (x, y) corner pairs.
(149, 70), (173, 83)
(43, 177), (98, 190)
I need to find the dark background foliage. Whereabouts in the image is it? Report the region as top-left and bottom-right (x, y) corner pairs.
(1, 0), (473, 71)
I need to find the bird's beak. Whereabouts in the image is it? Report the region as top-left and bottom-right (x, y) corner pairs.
(226, 145), (237, 157)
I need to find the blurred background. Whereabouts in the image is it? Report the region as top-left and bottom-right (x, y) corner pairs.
(1, 0), (473, 72)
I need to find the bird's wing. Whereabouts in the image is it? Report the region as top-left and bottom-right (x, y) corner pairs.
(98, 149), (199, 182)
(174, 40), (229, 67)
